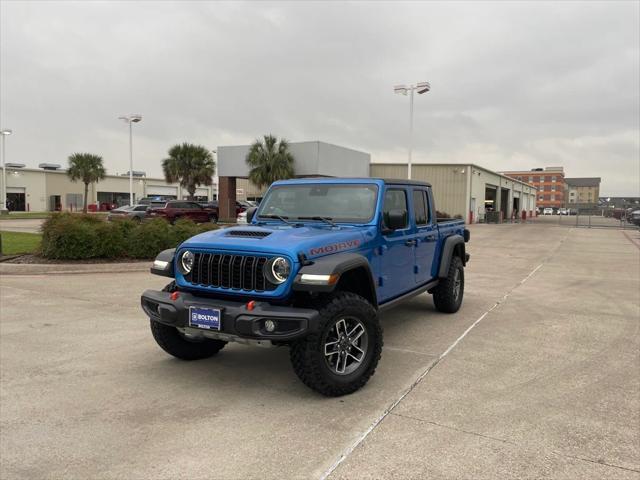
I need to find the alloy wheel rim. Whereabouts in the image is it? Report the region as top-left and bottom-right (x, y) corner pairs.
(323, 317), (369, 375)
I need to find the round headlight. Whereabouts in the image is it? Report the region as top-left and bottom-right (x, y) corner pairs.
(267, 257), (291, 284)
(180, 250), (195, 274)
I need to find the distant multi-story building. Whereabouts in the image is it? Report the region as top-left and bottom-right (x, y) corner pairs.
(500, 167), (565, 211)
(565, 177), (601, 207)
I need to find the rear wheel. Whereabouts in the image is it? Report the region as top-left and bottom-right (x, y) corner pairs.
(290, 292), (382, 397)
(432, 256), (464, 313)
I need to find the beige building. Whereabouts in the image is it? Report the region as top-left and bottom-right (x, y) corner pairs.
(3, 165), (215, 212)
(564, 177), (601, 207)
(370, 163), (537, 223)
(3, 157), (537, 224)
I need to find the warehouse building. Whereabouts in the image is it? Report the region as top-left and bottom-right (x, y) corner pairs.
(1, 164), (214, 212)
(370, 163), (538, 223)
(2, 143), (536, 223)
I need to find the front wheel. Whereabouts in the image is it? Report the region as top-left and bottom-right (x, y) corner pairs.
(432, 256), (464, 313)
(150, 320), (227, 360)
(290, 292), (382, 397)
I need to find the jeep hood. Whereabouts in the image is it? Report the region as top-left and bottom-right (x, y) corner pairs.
(180, 224), (374, 260)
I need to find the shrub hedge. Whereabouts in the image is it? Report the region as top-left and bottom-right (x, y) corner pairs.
(40, 213), (218, 260)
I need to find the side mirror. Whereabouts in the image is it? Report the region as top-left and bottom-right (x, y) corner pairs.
(246, 207), (257, 223)
(384, 209), (407, 232)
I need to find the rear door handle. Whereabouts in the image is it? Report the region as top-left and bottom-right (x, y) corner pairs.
(425, 234), (436, 240)
(405, 239), (417, 246)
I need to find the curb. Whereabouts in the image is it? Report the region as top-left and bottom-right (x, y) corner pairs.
(0, 261), (151, 276)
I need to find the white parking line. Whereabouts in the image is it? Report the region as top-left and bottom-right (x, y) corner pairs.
(319, 262), (545, 480)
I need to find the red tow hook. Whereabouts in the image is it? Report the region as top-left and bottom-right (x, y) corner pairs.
(170, 291), (180, 301)
(246, 300), (256, 311)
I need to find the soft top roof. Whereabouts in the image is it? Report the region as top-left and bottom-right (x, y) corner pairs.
(380, 178), (431, 187)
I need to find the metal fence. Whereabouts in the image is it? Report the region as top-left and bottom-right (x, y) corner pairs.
(531, 205), (640, 229)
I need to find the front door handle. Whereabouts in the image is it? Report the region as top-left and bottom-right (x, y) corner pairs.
(425, 234), (436, 241)
(405, 239), (417, 246)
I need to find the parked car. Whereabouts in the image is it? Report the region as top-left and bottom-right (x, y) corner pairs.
(107, 204), (149, 222)
(146, 201), (218, 224)
(543, 207), (554, 215)
(139, 196), (175, 206)
(630, 210), (640, 226)
(236, 210), (247, 224)
(197, 200), (245, 217)
(142, 178), (470, 396)
(557, 208), (568, 215)
(237, 200), (254, 210)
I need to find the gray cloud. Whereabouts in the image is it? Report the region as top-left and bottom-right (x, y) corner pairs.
(1, 0), (638, 195)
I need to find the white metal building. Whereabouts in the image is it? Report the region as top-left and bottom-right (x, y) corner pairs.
(370, 163), (537, 223)
(1, 166), (214, 212)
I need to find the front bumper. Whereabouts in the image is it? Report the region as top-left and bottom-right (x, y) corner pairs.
(141, 289), (320, 342)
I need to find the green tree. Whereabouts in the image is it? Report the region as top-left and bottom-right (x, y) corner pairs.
(162, 143), (216, 199)
(66, 153), (106, 213)
(245, 135), (295, 189)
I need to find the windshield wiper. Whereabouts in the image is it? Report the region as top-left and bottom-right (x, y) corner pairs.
(258, 214), (294, 225)
(297, 216), (337, 227)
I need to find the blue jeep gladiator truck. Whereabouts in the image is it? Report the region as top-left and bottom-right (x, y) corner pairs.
(141, 178), (470, 396)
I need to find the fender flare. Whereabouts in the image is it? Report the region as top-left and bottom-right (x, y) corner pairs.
(293, 252), (377, 304)
(438, 235), (466, 278)
(151, 248), (176, 278)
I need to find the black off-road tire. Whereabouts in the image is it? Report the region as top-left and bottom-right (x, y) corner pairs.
(433, 256), (464, 313)
(150, 320), (227, 360)
(289, 292), (383, 397)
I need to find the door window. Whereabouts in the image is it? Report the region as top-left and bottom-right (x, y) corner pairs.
(412, 190), (428, 226)
(382, 189), (408, 229)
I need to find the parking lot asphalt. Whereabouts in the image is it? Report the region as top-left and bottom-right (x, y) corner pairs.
(1, 223), (638, 479)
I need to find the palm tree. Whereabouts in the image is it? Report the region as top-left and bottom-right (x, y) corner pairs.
(66, 153), (106, 213)
(162, 143), (216, 199)
(245, 135), (295, 189)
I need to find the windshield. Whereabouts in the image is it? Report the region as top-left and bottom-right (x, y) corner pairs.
(257, 184), (378, 223)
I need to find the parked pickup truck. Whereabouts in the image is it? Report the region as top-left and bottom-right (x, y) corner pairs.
(141, 178), (470, 396)
(146, 200), (218, 224)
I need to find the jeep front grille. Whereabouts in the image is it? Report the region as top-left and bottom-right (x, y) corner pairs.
(187, 253), (276, 292)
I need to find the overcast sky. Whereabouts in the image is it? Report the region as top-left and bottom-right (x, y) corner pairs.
(1, 1), (639, 195)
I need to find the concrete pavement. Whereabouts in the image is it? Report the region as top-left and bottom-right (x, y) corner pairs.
(1, 223), (638, 479)
(0, 218), (44, 234)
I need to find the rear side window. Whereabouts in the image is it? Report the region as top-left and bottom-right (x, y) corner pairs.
(134, 206), (147, 211)
(412, 190), (428, 226)
(382, 189), (408, 229)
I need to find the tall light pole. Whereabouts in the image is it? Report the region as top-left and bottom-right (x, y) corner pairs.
(1, 129), (13, 213)
(212, 149), (218, 201)
(118, 114), (142, 205)
(393, 82), (430, 180)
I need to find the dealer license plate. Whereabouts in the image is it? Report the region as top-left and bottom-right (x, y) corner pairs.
(189, 307), (221, 330)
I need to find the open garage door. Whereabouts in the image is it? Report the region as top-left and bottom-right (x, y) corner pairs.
(7, 187), (26, 211)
